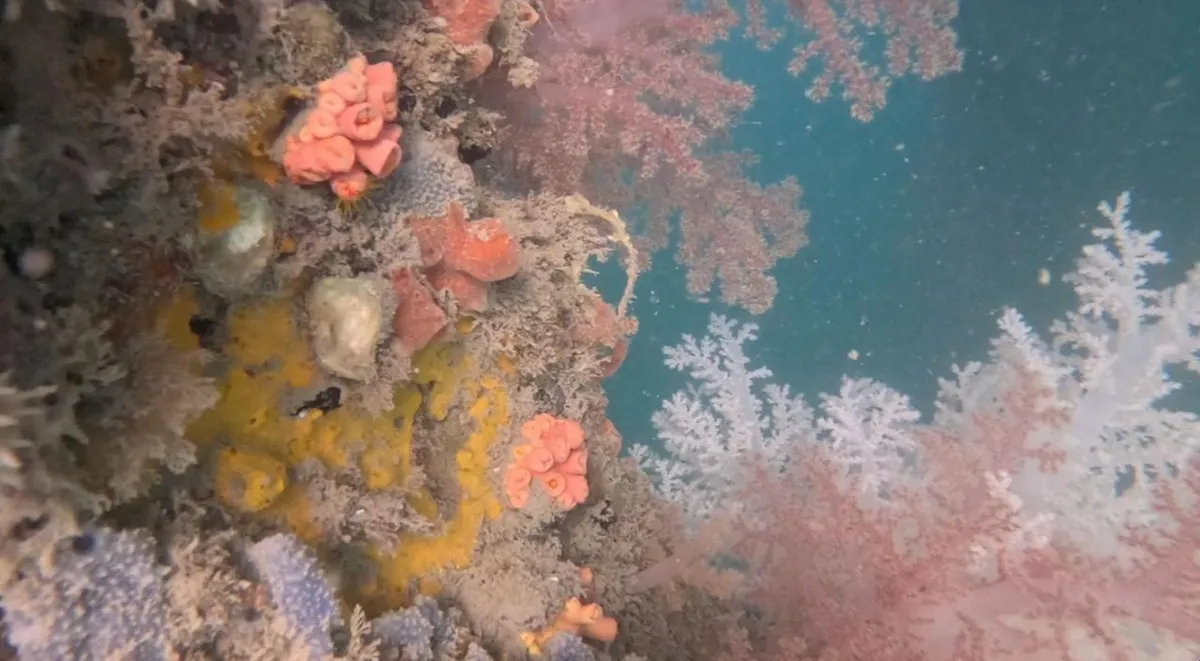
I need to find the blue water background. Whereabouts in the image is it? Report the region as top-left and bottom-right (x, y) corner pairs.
(600, 1), (1200, 449)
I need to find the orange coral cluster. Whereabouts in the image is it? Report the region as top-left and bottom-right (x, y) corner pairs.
(390, 202), (521, 355)
(282, 56), (402, 201)
(522, 568), (618, 654)
(503, 414), (589, 509)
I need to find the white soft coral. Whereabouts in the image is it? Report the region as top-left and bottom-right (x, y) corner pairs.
(968, 192), (1200, 555)
(631, 315), (804, 520)
(634, 314), (921, 520)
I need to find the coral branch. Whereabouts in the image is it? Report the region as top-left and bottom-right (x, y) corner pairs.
(643, 193), (1200, 660)
(784, 0), (963, 121)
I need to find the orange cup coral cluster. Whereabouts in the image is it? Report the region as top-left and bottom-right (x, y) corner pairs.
(390, 201), (521, 355)
(503, 414), (589, 509)
(521, 569), (618, 655)
(282, 56), (403, 201)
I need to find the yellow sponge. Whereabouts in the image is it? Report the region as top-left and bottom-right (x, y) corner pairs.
(215, 447), (288, 512)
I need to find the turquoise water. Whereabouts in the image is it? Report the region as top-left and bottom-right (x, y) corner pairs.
(604, 0), (1200, 448)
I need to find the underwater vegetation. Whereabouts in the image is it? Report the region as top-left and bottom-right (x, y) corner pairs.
(6, 0), (1190, 660)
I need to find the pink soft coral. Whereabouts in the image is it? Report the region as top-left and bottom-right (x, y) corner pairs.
(282, 56), (403, 201)
(505, 414), (589, 509)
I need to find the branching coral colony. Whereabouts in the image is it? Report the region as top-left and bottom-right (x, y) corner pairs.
(0, 0), (744, 660)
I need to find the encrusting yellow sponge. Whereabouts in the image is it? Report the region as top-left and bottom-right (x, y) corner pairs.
(214, 447), (289, 512)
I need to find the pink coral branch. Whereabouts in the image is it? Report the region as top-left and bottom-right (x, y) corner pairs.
(488, 0), (810, 312)
(486, 0), (960, 312)
(719, 370), (1200, 660)
(785, 0), (962, 121)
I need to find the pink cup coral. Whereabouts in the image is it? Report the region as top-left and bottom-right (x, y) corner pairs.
(282, 56), (404, 202)
(504, 414), (589, 509)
